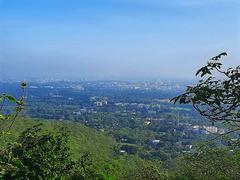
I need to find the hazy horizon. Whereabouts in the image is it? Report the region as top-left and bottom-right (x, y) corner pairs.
(0, 0), (240, 80)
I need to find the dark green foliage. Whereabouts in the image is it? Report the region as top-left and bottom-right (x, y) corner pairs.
(172, 53), (240, 127)
(121, 144), (138, 154)
(170, 53), (240, 179)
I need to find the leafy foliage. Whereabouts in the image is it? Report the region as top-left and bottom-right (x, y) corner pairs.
(174, 144), (240, 179)
(0, 123), (96, 179)
(125, 161), (167, 180)
(0, 83), (27, 135)
(170, 53), (240, 179)
(172, 53), (240, 127)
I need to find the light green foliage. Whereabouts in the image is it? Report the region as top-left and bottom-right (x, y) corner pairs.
(172, 144), (240, 179)
(0, 118), (116, 164)
(123, 160), (168, 180)
(0, 123), (94, 179)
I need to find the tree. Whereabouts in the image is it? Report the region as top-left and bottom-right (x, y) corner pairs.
(174, 144), (240, 179)
(0, 124), (95, 179)
(124, 160), (168, 180)
(172, 53), (240, 129)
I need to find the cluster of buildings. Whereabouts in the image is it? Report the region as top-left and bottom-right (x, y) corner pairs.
(114, 100), (168, 109)
(109, 81), (185, 91)
(90, 96), (108, 107)
(192, 125), (225, 135)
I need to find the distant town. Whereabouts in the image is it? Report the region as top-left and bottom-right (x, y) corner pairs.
(0, 79), (230, 160)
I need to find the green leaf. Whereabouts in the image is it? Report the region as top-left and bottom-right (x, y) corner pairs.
(196, 66), (212, 77)
(179, 97), (186, 104)
(196, 66), (206, 76)
(0, 114), (6, 120)
(5, 95), (17, 103)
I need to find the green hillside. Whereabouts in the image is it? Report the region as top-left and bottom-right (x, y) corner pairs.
(0, 118), (165, 179)
(0, 118), (116, 163)
(1, 118), (239, 179)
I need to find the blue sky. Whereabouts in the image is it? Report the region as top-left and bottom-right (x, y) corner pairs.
(0, 0), (239, 80)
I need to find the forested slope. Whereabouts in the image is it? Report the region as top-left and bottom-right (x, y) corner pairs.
(0, 118), (116, 162)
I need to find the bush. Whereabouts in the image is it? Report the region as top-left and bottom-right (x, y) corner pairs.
(0, 124), (95, 179)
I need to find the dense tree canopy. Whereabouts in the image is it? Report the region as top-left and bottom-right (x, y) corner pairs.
(173, 144), (240, 179)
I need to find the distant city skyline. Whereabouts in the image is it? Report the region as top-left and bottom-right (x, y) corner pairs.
(0, 0), (239, 80)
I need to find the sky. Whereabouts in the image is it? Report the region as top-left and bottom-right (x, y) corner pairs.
(0, 0), (240, 80)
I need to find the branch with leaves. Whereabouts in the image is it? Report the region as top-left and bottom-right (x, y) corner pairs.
(0, 82), (27, 135)
(172, 53), (240, 127)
